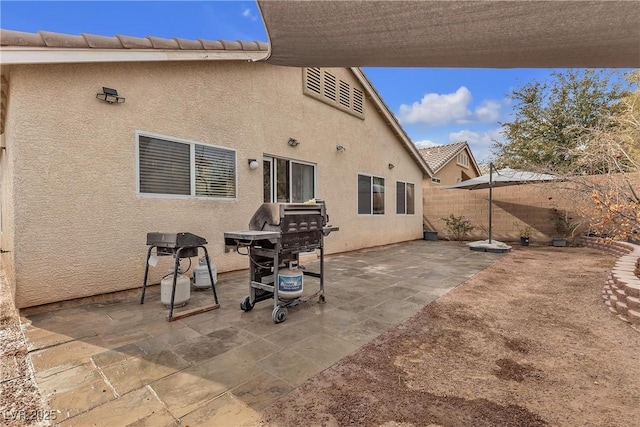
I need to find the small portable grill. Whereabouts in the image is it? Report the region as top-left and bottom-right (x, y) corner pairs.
(140, 232), (219, 321)
(224, 201), (338, 323)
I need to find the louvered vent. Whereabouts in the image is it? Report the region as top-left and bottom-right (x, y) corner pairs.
(303, 68), (364, 119)
(324, 72), (336, 101)
(353, 88), (364, 114)
(339, 80), (350, 108)
(306, 67), (321, 94)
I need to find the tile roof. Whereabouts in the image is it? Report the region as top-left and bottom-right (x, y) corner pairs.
(418, 141), (468, 173)
(0, 29), (269, 52)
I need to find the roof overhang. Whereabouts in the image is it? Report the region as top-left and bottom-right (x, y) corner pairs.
(0, 47), (268, 65)
(257, 0), (640, 68)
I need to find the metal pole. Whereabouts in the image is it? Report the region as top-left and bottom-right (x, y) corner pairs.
(488, 163), (493, 244)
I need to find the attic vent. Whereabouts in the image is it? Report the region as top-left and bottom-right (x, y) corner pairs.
(339, 80), (350, 108)
(306, 67), (321, 94)
(324, 72), (336, 102)
(353, 88), (364, 114)
(303, 68), (364, 120)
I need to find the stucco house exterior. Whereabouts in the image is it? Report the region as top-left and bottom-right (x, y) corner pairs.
(419, 141), (480, 186)
(0, 30), (433, 308)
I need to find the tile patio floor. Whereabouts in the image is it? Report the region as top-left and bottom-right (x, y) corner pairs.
(20, 240), (503, 426)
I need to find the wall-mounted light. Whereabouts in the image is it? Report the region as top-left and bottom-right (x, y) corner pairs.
(96, 87), (125, 104)
(336, 145), (346, 152)
(288, 137), (300, 147)
(388, 163), (395, 169)
(248, 159), (259, 170)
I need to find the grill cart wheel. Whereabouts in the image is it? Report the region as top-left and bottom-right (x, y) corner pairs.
(240, 296), (254, 312)
(318, 294), (326, 304)
(272, 306), (288, 323)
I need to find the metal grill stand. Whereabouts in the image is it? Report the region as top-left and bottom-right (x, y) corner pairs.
(141, 232), (220, 321)
(224, 203), (338, 324)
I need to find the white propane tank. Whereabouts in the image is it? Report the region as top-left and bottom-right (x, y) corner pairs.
(193, 257), (216, 290)
(277, 261), (303, 300)
(161, 268), (191, 307)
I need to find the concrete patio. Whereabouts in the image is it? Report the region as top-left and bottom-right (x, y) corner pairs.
(20, 240), (504, 426)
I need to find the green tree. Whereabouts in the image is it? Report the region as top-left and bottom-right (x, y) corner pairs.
(493, 69), (630, 173)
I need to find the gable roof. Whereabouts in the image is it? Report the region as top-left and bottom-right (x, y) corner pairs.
(419, 141), (480, 176)
(0, 29), (432, 177)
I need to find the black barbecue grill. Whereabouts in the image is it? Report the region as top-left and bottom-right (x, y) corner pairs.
(224, 201), (338, 323)
(140, 232), (219, 321)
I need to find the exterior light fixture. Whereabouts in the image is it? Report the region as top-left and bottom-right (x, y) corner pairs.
(96, 87), (125, 104)
(336, 145), (346, 152)
(248, 159), (259, 170)
(287, 138), (300, 147)
(388, 163), (395, 169)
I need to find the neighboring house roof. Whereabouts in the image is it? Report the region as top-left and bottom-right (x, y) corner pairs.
(0, 29), (433, 177)
(419, 141), (480, 176)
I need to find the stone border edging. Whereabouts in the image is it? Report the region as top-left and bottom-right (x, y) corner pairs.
(581, 236), (640, 325)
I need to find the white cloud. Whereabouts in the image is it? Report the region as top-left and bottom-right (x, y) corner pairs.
(242, 7), (258, 21)
(449, 127), (505, 162)
(413, 139), (441, 149)
(397, 87), (505, 126)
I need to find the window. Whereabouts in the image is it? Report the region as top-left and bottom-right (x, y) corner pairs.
(303, 68), (365, 119)
(358, 174), (385, 215)
(264, 156), (316, 203)
(396, 181), (415, 215)
(457, 151), (469, 168)
(137, 132), (236, 198)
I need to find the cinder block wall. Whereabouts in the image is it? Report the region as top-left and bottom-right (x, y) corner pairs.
(423, 182), (574, 243)
(423, 172), (640, 243)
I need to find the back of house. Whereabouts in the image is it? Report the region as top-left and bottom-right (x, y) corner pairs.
(0, 29), (431, 308)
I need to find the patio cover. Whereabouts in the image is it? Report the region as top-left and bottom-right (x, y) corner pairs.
(257, 0), (640, 68)
(445, 167), (557, 251)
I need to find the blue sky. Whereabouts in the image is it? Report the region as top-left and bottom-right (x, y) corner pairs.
(0, 1), (591, 162)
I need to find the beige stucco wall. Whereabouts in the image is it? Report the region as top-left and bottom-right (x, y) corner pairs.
(3, 61), (424, 307)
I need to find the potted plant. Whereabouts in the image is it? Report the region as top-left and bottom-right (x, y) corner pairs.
(519, 225), (533, 246)
(551, 208), (580, 247)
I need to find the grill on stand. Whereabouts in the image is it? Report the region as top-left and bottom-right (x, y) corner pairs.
(224, 201), (338, 323)
(140, 232), (220, 321)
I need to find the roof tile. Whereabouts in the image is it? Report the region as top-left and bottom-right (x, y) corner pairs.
(419, 141), (468, 173)
(0, 29), (46, 47)
(39, 30), (87, 48)
(146, 35), (180, 49)
(219, 40), (243, 50)
(115, 34), (153, 49)
(174, 37), (205, 50)
(198, 39), (225, 50)
(81, 33), (123, 49)
(0, 29), (269, 53)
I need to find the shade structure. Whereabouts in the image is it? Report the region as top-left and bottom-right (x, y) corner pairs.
(445, 166), (557, 251)
(257, 1), (640, 68)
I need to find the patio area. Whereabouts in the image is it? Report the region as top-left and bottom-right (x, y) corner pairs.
(20, 240), (503, 425)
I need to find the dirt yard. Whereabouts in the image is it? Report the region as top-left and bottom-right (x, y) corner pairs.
(260, 247), (640, 427)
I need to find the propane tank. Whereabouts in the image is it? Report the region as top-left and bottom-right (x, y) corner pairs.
(193, 257), (217, 290)
(277, 261), (304, 300)
(161, 268), (190, 307)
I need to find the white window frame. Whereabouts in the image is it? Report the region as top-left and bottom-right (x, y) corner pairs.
(357, 173), (385, 216)
(263, 155), (317, 203)
(135, 131), (237, 200)
(396, 181), (415, 215)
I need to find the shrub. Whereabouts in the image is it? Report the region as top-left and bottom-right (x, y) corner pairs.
(440, 214), (476, 241)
